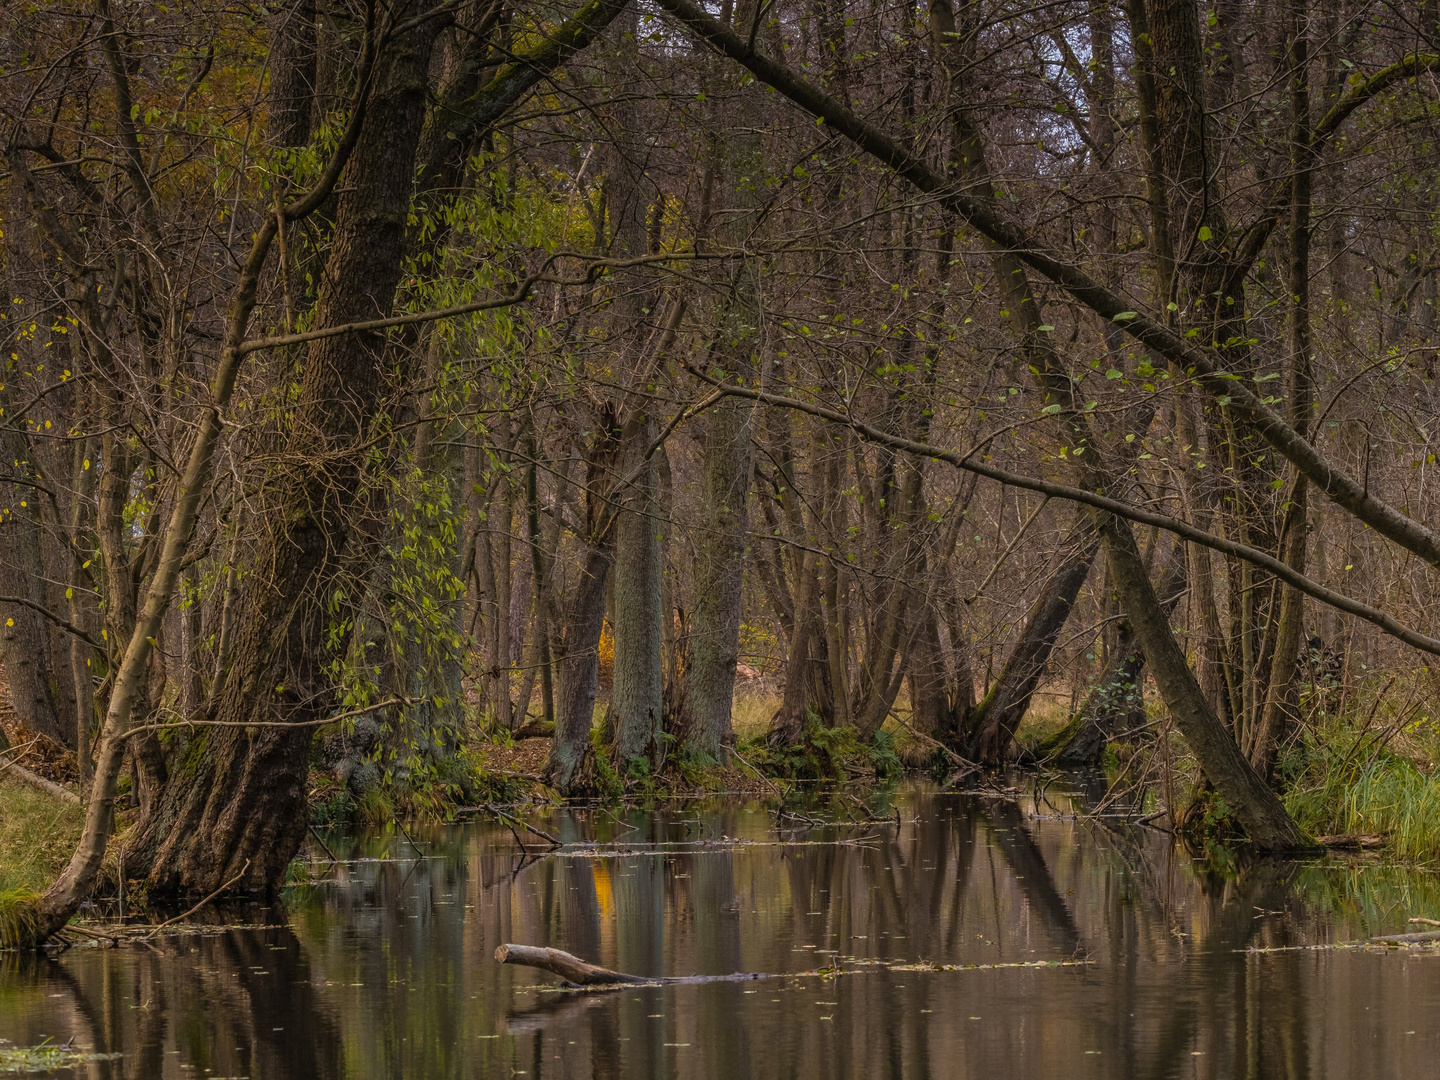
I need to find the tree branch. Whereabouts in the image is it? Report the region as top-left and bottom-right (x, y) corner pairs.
(686, 368), (1440, 659)
(654, 0), (1440, 572)
(0, 595), (103, 650)
(234, 252), (704, 356)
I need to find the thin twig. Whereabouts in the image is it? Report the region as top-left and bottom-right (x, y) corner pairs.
(480, 805), (561, 847)
(138, 859), (251, 939)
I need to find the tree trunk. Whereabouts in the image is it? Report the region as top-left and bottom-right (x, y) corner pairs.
(549, 540), (614, 792)
(611, 415), (665, 769)
(964, 519), (1099, 763)
(1035, 543), (1186, 766)
(123, 12), (444, 899)
(1249, 0), (1314, 781)
(679, 54), (763, 761)
(1095, 509), (1305, 849)
(0, 500), (75, 747)
(267, 0), (317, 147)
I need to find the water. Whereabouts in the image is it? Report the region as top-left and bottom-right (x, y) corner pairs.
(4, 781), (1440, 1078)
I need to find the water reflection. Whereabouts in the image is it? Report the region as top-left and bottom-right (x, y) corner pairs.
(4, 784), (1440, 1078)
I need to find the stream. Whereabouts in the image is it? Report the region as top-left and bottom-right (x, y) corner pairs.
(3, 780), (1440, 1078)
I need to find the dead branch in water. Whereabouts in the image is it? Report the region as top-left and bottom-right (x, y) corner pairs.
(495, 942), (1094, 989)
(495, 944), (655, 985)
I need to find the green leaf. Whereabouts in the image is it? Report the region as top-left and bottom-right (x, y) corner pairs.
(1041, 403), (1063, 415)
(1112, 311), (1137, 321)
(1197, 225), (1214, 242)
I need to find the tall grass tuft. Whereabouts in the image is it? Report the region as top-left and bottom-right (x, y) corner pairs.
(0, 888), (42, 950)
(1283, 727), (1440, 862)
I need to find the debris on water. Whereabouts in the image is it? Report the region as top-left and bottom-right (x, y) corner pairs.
(0, 1038), (121, 1074)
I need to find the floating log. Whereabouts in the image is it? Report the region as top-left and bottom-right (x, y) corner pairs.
(495, 944), (656, 985)
(1369, 929), (1440, 945)
(494, 942), (1093, 988)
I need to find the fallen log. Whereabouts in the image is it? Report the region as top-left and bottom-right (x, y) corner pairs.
(495, 942), (1094, 988)
(495, 944), (656, 985)
(0, 758), (82, 805)
(1369, 929), (1440, 945)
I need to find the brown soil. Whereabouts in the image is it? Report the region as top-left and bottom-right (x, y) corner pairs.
(474, 736), (552, 781)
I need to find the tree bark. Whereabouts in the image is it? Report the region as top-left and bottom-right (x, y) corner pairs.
(123, 11), (445, 898)
(267, 0), (318, 147)
(611, 414), (665, 769)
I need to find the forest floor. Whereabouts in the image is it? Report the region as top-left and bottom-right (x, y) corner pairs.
(0, 780), (81, 895)
(0, 686), (84, 895)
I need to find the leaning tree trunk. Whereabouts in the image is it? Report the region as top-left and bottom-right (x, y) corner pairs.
(1034, 543), (1186, 766)
(963, 518), (1099, 763)
(1095, 509), (1304, 848)
(122, 13), (444, 899)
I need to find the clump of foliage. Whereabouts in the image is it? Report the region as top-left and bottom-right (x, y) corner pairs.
(1282, 719), (1440, 862)
(0, 890), (42, 951)
(0, 1039), (120, 1073)
(588, 730), (627, 801)
(741, 711), (898, 783)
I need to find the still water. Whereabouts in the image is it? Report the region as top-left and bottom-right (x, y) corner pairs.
(4, 782), (1440, 1078)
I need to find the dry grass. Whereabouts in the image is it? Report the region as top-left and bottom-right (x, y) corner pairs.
(1012, 690), (1075, 750)
(0, 777), (83, 894)
(732, 690), (782, 743)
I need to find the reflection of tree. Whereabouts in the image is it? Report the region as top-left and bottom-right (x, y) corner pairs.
(980, 799), (1082, 954)
(1088, 822), (1314, 1080)
(14, 925), (343, 1080)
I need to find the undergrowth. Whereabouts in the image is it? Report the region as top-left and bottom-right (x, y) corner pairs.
(0, 779), (82, 895)
(308, 745), (528, 826)
(739, 711), (902, 783)
(1282, 723), (1440, 862)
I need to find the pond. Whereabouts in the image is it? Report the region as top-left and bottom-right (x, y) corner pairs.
(4, 780), (1440, 1078)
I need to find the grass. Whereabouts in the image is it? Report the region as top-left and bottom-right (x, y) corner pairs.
(1285, 745), (1440, 861)
(731, 691), (781, 743)
(1281, 704), (1440, 861)
(0, 778), (82, 894)
(1012, 690), (1076, 752)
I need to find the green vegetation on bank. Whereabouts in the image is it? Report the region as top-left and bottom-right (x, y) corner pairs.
(0, 779), (82, 895)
